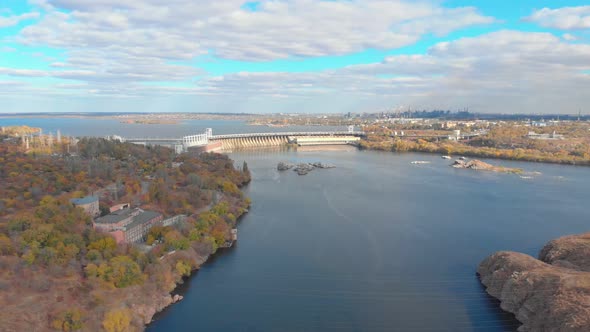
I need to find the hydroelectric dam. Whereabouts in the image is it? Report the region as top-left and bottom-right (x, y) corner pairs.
(120, 126), (365, 153)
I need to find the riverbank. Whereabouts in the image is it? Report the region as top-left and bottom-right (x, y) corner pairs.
(0, 197), (251, 332)
(141, 203), (250, 329)
(359, 139), (590, 167)
(478, 232), (590, 331)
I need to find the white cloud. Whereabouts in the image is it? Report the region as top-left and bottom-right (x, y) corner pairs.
(13, 0), (494, 85)
(562, 33), (578, 41)
(188, 30), (590, 112)
(3, 29), (590, 113)
(0, 12), (39, 28)
(525, 6), (590, 30)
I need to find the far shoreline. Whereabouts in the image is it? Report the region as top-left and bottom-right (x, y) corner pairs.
(358, 144), (590, 168)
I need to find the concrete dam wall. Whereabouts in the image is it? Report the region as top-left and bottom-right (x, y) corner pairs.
(213, 135), (290, 150)
(209, 135), (360, 151)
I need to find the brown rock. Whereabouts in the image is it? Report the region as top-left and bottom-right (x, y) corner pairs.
(478, 234), (590, 331)
(539, 233), (590, 272)
(452, 159), (521, 173)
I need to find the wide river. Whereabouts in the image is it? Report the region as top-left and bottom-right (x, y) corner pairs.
(3, 117), (590, 331)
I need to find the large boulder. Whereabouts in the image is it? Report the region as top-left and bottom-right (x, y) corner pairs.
(478, 233), (590, 331)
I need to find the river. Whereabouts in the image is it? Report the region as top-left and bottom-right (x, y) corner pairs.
(2, 118), (589, 331)
(149, 147), (589, 331)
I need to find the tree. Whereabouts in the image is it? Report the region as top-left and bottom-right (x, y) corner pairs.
(242, 161), (249, 175)
(88, 236), (117, 255)
(175, 260), (192, 277)
(51, 308), (84, 332)
(187, 173), (202, 187)
(164, 230), (189, 251)
(109, 256), (144, 288)
(102, 308), (132, 332)
(0, 233), (14, 255)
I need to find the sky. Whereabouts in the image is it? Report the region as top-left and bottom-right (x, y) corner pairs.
(0, 0), (589, 114)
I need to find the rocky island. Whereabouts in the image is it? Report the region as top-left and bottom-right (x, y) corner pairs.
(478, 232), (590, 331)
(452, 159), (522, 173)
(277, 161), (335, 175)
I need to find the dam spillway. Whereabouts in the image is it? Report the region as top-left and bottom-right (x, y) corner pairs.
(215, 135), (289, 150)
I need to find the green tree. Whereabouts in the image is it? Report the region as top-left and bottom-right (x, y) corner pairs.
(175, 260), (192, 277)
(51, 308), (84, 332)
(102, 308), (132, 332)
(109, 256), (144, 288)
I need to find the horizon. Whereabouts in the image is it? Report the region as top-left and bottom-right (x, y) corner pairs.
(1, 0), (590, 114)
(2, 110), (589, 121)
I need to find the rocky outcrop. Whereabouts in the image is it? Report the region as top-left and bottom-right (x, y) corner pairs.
(311, 162), (336, 169)
(277, 162), (336, 175)
(478, 233), (590, 331)
(452, 159), (522, 173)
(277, 162), (294, 171)
(293, 163), (314, 175)
(539, 233), (590, 272)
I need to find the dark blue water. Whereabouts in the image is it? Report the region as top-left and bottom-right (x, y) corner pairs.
(147, 147), (589, 332)
(3, 118), (588, 331)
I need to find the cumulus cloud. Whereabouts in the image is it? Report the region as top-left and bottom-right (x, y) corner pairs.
(562, 33), (578, 41)
(525, 6), (590, 30)
(0, 12), (39, 28)
(22, 0), (494, 61)
(4, 29), (590, 113)
(188, 30), (590, 112)
(13, 0), (494, 85)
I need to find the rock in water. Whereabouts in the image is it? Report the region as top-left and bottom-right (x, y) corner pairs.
(280, 161), (336, 175)
(293, 163), (314, 175)
(478, 233), (590, 331)
(452, 159), (521, 173)
(452, 159), (466, 168)
(313, 162), (335, 169)
(296, 168), (309, 176)
(277, 162), (293, 171)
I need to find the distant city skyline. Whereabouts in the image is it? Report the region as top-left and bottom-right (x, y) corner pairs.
(1, 0), (589, 114)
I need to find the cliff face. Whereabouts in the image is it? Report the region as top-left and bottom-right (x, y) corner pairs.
(478, 233), (590, 331)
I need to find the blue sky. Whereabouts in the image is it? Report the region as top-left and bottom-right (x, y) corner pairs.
(1, 0), (589, 114)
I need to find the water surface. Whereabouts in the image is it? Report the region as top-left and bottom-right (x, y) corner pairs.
(0, 117), (346, 138)
(148, 147), (590, 332)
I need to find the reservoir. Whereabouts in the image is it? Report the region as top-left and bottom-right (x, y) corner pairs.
(3, 118), (589, 331)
